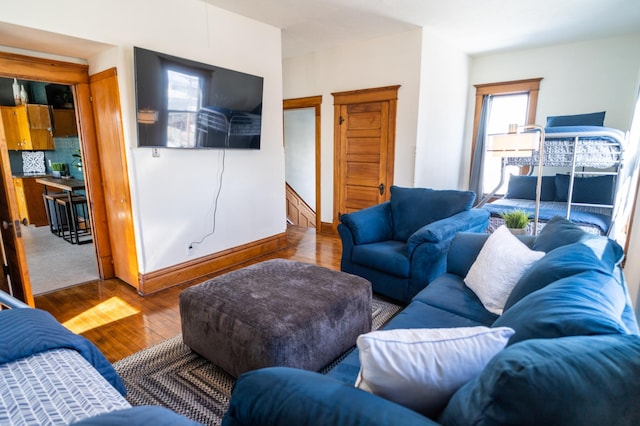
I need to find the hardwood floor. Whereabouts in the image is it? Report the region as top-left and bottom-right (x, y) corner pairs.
(34, 226), (342, 363)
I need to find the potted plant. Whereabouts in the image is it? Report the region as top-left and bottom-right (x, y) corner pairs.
(51, 162), (66, 178)
(499, 209), (530, 235)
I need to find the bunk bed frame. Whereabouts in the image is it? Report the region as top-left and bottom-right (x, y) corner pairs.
(482, 125), (629, 236)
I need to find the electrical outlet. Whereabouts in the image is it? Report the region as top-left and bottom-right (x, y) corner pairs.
(152, 148), (160, 158)
(187, 245), (194, 256)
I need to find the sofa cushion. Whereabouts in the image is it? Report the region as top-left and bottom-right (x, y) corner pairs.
(355, 326), (514, 418)
(352, 241), (410, 278)
(545, 111), (606, 127)
(493, 270), (627, 345)
(555, 174), (615, 205)
(390, 186), (474, 241)
(464, 226), (544, 315)
(505, 174), (555, 201)
(531, 216), (624, 265)
(503, 242), (611, 311)
(412, 274), (499, 326)
(440, 334), (640, 426)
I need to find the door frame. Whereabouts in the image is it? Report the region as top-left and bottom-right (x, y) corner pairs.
(332, 85), (399, 231)
(0, 51), (115, 302)
(283, 95), (322, 231)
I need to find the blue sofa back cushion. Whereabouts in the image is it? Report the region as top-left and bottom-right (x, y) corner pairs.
(545, 111), (606, 127)
(390, 186), (475, 241)
(493, 270), (627, 345)
(505, 175), (555, 201)
(503, 242), (611, 311)
(340, 202), (392, 245)
(555, 174), (615, 204)
(531, 216), (624, 263)
(439, 334), (640, 426)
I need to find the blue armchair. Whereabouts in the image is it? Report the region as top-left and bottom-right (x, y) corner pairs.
(338, 186), (489, 303)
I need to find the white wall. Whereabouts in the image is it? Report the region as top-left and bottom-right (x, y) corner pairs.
(414, 29), (470, 190)
(284, 108), (316, 210)
(2, 0), (285, 273)
(465, 35), (640, 174)
(283, 29), (423, 223)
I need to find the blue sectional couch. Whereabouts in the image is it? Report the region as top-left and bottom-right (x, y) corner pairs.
(223, 217), (640, 426)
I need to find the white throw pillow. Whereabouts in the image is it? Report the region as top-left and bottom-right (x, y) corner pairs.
(464, 225), (545, 315)
(355, 326), (514, 418)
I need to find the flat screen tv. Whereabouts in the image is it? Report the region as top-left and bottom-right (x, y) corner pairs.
(134, 46), (263, 149)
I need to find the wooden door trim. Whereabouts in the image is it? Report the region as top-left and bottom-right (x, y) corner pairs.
(283, 95), (322, 231)
(0, 50), (114, 297)
(332, 85), (399, 232)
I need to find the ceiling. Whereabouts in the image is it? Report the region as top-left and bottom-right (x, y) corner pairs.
(204, 0), (640, 58)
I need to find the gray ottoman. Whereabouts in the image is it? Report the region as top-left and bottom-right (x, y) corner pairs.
(179, 259), (372, 378)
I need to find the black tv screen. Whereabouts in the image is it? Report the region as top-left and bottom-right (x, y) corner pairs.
(134, 47), (263, 149)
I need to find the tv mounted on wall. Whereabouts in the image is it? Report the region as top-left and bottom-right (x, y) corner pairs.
(134, 46), (263, 149)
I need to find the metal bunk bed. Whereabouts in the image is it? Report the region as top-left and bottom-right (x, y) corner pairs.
(483, 125), (628, 236)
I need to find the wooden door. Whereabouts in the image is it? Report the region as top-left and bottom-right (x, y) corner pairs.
(89, 68), (139, 290)
(0, 111), (33, 305)
(333, 86), (399, 225)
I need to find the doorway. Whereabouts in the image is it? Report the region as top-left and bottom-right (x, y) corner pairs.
(0, 78), (99, 295)
(332, 86), (399, 227)
(283, 96), (322, 230)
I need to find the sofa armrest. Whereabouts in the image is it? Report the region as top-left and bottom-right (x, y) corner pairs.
(340, 202), (392, 245)
(222, 367), (439, 426)
(407, 209), (489, 257)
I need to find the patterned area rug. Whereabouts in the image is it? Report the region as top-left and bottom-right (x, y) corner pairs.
(114, 296), (402, 425)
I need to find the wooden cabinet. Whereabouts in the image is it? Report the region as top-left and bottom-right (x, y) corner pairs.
(0, 105), (54, 150)
(52, 109), (78, 137)
(13, 177), (49, 227)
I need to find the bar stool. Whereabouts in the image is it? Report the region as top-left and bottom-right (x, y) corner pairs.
(42, 192), (69, 236)
(55, 194), (92, 245)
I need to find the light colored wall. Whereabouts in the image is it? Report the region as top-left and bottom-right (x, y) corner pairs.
(282, 28), (470, 221)
(414, 29), (470, 190)
(284, 108), (316, 210)
(283, 29), (423, 223)
(464, 35), (640, 185)
(3, 0), (284, 273)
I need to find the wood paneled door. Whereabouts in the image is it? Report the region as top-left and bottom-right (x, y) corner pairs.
(333, 86), (399, 227)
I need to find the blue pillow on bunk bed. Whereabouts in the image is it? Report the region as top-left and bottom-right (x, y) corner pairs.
(546, 111), (605, 127)
(505, 175), (556, 201)
(555, 174), (615, 205)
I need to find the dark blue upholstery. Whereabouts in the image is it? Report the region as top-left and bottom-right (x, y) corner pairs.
(545, 111), (606, 127)
(440, 334), (640, 426)
(223, 217), (640, 426)
(339, 186), (489, 303)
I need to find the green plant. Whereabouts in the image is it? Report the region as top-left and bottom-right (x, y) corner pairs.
(51, 162), (66, 172)
(499, 209), (530, 229)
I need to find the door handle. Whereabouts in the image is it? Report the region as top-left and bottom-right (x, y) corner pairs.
(379, 183), (385, 196)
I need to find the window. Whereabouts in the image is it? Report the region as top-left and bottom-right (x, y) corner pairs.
(471, 78), (542, 198)
(165, 67), (203, 147)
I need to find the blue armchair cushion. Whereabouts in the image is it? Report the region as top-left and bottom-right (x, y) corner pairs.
(545, 111), (605, 127)
(440, 334), (640, 426)
(390, 186), (475, 241)
(555, 174), (615, 204)
(493, 270), (627, 345)
(340, 202), (392, 245)
(352, 241), (411, 278)
(505, 175), (555, 201)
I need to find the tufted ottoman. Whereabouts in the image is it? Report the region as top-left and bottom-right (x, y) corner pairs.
(179, 259), (372, 378)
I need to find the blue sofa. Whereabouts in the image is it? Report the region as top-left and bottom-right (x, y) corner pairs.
(223, 217), (640, 426)
(339, 186), (490, 303)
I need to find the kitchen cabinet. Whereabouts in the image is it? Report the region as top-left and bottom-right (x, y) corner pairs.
(52, 108), (78, 137)
(13, 176), (49, 227)
(0, 104), (54, 150)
